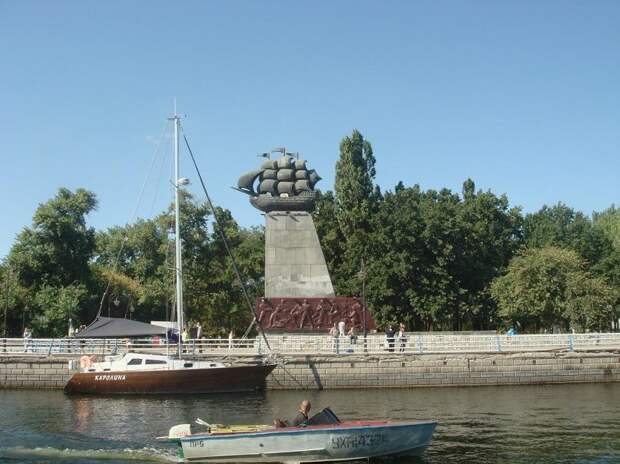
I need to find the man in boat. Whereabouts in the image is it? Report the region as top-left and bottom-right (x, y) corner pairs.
(292, 399), (311, 426)
(274, 400), (311, 428)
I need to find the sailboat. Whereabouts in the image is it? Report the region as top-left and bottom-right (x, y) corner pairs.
(64, 110), (277, 395)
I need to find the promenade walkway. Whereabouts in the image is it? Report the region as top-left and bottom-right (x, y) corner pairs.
(2, 332), (619, 357)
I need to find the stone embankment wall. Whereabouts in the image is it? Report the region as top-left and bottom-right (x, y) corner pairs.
(0, 357), (73, 389)
(1, 351), (619, 390)
(266, 351), (620, 390)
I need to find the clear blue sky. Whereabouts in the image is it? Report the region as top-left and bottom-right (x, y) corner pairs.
(1, 1), (619, 258)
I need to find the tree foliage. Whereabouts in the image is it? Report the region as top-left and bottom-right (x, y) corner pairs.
(93, 192), (263, 337)
(360, 180), (522, 331)
(6, 188), (98, 335)
(333, 130), (380, 295)
(1, 132), (619, 336)
(593, 205), (620, 251)
(490, 247), (617, 332)
(523, 203), (611, 265)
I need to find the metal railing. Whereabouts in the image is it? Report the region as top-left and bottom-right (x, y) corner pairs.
(1, 332), (619, 357)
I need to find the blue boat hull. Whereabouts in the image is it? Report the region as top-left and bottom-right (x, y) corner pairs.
(177, 421), (437, 463)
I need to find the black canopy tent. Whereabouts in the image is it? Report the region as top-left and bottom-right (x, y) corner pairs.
(73, 316), (168, 338)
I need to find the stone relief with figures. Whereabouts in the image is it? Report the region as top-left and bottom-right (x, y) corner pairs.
(256, 297), (376, 332)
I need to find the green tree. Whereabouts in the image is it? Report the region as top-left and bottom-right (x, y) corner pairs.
(523, 203), (611, 265)
(451, 180), (523, 330)
(0, 262), (23, 336)
(6, 188), (98, 335)
(93, 218), (169, 323)
(312, 190), (345, 284)
(334, 130), (378, 295)
(362, 180), (522, 331)
(94, 191), (264, 336)
(32, 284), (88, 335)
(593, 205), (620, 251)
(491, 246), (617, 332)
(364, 184), (458, 330)
(10, 188), (97, 288)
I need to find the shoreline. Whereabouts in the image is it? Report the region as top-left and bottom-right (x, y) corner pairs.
(1, 350), (619, 390)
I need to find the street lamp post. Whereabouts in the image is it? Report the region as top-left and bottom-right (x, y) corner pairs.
(358, 259), (368, 353)
(3, 265), (10, 338)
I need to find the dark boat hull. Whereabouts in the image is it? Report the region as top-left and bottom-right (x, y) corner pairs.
(250, 192), (316, 213)
(64, 364), (276, 395)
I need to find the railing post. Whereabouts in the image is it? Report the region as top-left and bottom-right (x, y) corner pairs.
(568, 334), (574, 352)
(257, 336), (262, 356)
(495, 335), (502, 352)
(417, 334), (423, 354)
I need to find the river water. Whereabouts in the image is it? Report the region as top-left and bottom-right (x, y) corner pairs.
(0, 383), (619, 464)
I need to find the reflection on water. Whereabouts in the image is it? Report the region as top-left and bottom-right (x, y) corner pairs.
(0, 383), (619, 463)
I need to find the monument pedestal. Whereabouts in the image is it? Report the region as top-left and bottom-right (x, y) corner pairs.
(265, 212), (335, 298)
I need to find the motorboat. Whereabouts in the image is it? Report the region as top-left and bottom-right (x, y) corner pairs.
(64, 352), (276, 394)
(159, 408), (437, 462)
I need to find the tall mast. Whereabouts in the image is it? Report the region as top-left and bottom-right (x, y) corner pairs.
(172, 107), (184, 359)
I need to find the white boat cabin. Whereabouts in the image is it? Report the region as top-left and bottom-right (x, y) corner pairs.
(82, 353), (227, 373)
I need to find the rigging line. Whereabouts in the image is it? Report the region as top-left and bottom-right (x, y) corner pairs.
(96, 119), (172, 317)
(167, 137), (177, 322)
(241, 317), (256, 339)
(181, 129), (272, 351)
(149, 128), (173, 216)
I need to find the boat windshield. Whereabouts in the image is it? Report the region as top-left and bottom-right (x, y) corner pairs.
(305, 408), (341, 426)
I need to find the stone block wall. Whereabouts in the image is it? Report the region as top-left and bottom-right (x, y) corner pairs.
(267, 351), (620, 389)
(0, 357), (73, 389)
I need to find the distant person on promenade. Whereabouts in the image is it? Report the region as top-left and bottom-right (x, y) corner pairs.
(348, 326), (358, 346)
(397, 323), (407, 352)
(22, 327), (32, 352)
(338, 320), (346, 337)
(385, 325), (395, 352)
(507, 326), (517, 336)
(196, 322), (203, 353)
(329, 323), (340, 354)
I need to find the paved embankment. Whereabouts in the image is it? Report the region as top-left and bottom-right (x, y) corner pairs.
(1, 350), (619, 390)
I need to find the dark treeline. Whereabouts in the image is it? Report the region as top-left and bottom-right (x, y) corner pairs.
(1, 130), (619, 336)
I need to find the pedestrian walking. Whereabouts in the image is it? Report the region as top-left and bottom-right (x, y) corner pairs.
(348, 326), (358, 346)
(22, 327), (32, 352)
(329, 323), (340, 354)
(228, 330), (235, 350)
(397, 323), (407, 352)
(385, 325), (395, 353)
(338, 320), (346, 337)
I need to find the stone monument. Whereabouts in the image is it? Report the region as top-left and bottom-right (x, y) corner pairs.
(236, 149), (375, 332)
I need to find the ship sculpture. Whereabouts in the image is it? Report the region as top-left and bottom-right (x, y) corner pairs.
(236, 151), (321, 212)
